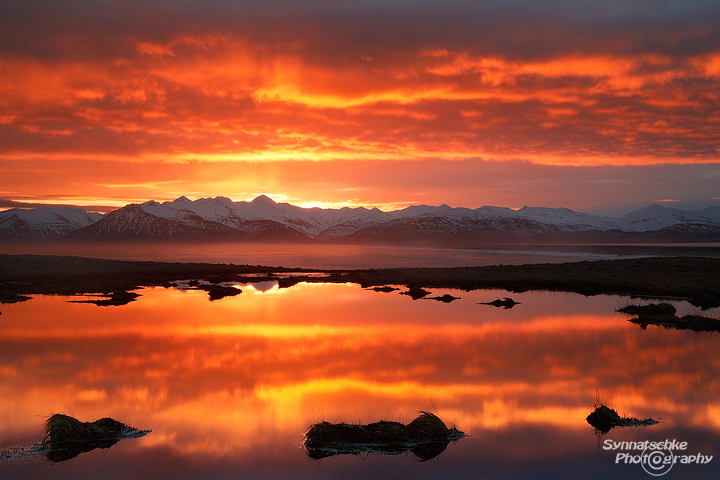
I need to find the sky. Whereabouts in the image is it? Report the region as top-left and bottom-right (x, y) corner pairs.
(1, 0), (719, 215)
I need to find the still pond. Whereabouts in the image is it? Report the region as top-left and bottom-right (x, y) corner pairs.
(1, 280), (719, 479)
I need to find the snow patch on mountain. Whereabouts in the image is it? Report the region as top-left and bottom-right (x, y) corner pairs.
(0, 206), (103, 238)
(514, 206), (617, 231)
(140, 195), (385, 237)
(615, 204), (720, 231)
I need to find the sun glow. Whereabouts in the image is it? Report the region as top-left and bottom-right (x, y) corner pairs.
(1, 1), (719, 214)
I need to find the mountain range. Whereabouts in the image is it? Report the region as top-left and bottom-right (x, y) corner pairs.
(2, 195), (720, 244)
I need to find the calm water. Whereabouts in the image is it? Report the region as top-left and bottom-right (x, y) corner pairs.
(1, 281), (719, 479)
(2, 241), (720, 268)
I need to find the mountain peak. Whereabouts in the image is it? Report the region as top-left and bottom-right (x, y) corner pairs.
(642, 203), (671, 212)
(622, 203), (675, 218)
(251, 195), (277, 205)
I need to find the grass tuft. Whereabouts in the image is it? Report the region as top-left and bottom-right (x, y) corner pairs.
(303, 411), (466, 461)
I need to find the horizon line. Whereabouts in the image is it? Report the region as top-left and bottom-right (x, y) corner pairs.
(2, 194), (714, 218)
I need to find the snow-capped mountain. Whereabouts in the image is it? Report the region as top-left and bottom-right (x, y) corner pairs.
(141, 194), (387, 238)
(615, 204), (720, 231)
(72, 200), (310, 240)
(336, 213), (567, 244)
(2, 197), (719, 243)
(0, 206), (103, 238)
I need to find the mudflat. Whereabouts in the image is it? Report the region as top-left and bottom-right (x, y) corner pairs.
(1, 254), (719, 308)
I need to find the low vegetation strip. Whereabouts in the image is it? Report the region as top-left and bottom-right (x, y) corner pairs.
(343, 256), (720, 306)
(618, 303), (720, 332)
(0, 254), (304, 301)
(1, 254), (719, 308)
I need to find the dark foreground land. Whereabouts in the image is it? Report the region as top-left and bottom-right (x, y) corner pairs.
(1, 254), (719, 308)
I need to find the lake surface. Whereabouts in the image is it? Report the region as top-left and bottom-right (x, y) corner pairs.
(1, 281), (719, 479)
(2, 241), (720, 268)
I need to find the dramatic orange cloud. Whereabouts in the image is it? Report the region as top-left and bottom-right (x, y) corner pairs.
(1, 1), (719, 212)
(3, 35), (719, 164)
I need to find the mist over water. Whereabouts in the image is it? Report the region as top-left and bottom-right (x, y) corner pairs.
(2, 241), (719, 268)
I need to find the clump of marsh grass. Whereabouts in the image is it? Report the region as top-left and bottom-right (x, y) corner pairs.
(303, 411), (466, 461)
(586, 404), (658, 435)
(42, 414), (150, 462)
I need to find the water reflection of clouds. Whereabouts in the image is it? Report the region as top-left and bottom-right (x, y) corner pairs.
(1, 283), (719, 478)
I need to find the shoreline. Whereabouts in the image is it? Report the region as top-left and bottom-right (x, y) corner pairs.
(1, 254), (719, 308)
